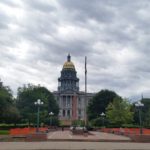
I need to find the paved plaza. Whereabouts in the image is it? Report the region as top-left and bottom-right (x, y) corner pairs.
(47, 130), (131, 142)
(1, 131), (150, 150)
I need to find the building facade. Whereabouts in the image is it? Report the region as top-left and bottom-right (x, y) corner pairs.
(53, 54), (94, 124)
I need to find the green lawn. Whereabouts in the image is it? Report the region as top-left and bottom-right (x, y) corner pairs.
(0, 130), (9, 135)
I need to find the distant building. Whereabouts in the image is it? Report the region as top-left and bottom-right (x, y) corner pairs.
(53, 54), (94, 125)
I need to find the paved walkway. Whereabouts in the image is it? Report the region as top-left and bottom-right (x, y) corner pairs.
(47, 131), (131, 141)
(0, 131), (150, 150)
(1, 141), (150, 150)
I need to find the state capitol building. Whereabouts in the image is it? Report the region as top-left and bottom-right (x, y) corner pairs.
(53, 54), (94, 124)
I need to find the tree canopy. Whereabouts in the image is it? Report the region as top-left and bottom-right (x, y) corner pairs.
(16, 84), (59, 125)
(1, 78), (150, 128)
(0, 80), (20, 124)
(87, 89), (119, 120)
(141, 98), (150, 126)
(106, 97), (133, 126)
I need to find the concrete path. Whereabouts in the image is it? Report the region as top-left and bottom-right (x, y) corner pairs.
(1, 141), (150, 150)
(47, 131), (131, 141)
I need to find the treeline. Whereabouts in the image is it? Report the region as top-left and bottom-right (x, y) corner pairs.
(0, 81), (20, 124)
(1, 79), (150, 128)
(87, 90), (150, 127)
(0, 80), (59, 126)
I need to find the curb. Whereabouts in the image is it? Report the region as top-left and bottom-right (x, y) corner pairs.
(47, 139), (132, 142)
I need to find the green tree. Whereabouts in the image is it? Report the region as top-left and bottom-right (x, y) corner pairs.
(141, 98), (150, 126)
(106, 97), (133, 126)
(87, 89), (118, 120)
(16, 84), (59, 126)
(132, 98), (150, 127)
(3, 105), (20, 124)
(0, 80), (20, 124)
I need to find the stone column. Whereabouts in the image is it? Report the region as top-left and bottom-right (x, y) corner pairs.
(70, 95), (72, 118)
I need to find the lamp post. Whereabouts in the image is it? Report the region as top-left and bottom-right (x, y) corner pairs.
(135, 101), (144, 134)
(34, 99), (44, 132)
(49, 112), (54, 127)
(100, 112), (105, 127)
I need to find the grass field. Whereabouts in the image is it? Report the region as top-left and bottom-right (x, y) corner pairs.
(0, 130), (9, 135)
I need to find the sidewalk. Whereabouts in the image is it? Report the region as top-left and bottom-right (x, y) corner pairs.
(0, 131), (150, 150)
(1, 141), (150, 150)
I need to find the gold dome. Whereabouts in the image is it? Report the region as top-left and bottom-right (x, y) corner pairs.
(63, 54), (75, 70)
(63, 61), (75, 69)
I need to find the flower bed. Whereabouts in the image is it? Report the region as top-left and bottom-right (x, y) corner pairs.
(101, 128), (150, 136)
(10, 127), (48, 135)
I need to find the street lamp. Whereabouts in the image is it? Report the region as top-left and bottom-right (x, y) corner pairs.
(49, 112), (54, 127)
(34, 99), (44, 132)
(135, 101), (144, 134)
(100, 112), (105, 127)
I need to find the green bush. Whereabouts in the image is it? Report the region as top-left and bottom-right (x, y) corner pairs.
(122, 124), (140, 128)
(0, 124), (34, 130)
(72, 120), (85, 126)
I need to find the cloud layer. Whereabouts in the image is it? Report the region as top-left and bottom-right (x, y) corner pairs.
(0, 0), (150, 99)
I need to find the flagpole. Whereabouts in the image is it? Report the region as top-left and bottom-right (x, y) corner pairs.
(85, 56), (87, 126)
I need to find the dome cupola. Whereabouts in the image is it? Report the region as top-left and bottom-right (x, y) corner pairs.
(58, 54), (79, 92)
(63, 54), (75, 70)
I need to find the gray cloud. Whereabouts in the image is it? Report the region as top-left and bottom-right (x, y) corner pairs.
(0, 0), (20, 7)
(0, 0), (150, 99)
(58, 0), (115, 23)
(24, 0), (56, 13)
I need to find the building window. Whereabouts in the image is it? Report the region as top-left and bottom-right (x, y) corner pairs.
(63, 96), (66, 107)
(63, 110), (65, 117)
(67, 110), (70, 118)
(67, 96), (70, 107)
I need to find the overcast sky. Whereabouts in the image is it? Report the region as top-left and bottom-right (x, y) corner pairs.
(0, 0), (150, 99)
